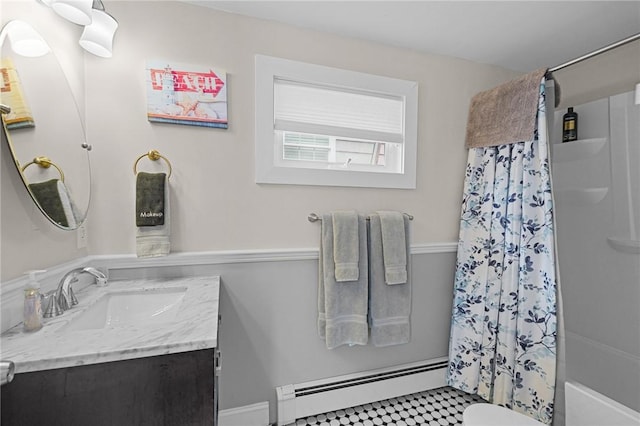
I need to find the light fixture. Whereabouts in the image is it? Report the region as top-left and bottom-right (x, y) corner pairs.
(50, 0), (94, 26)
(635, 83), (640, 106)
(0, 20), (51, 58)
(78, 1), (118, 58)
(38, 0), (118, 58)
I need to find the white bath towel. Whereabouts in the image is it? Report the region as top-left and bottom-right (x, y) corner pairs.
(136, 173), (170, 257)
(368, 213), (411, 347)
(332, 210), (359, 282)
(318, 213), (368, 349)
(378, 210), (408, 285)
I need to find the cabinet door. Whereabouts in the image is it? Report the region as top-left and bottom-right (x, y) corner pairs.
(1, 350), (215, 425)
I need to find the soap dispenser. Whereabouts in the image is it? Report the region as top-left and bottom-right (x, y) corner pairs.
(23, 270), (45, 332)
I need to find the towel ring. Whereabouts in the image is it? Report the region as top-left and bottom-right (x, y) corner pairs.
(21, 156), (65, 182)
(133, 149), (172, 179)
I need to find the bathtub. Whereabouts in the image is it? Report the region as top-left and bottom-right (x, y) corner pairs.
(565, 381), (640, 426)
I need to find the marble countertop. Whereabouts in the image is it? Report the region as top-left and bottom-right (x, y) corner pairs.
(1, 276), (220, 374)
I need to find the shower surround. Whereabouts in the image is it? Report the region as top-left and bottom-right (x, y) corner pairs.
(552, 89), (640, 413)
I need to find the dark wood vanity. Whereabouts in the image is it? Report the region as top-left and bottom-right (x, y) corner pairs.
(1, 349), (217, 425)
(1, 276), (221, 425)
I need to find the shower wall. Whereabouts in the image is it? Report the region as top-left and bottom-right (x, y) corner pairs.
(552, 90), (640, 412)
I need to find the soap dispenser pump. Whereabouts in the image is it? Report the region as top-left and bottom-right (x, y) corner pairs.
(23, 270), (45, 332)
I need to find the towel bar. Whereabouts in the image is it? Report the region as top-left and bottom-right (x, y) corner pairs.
(308, 212), (413, 222)
(21, 156), (65, 182)
(133, 149), (172, 179)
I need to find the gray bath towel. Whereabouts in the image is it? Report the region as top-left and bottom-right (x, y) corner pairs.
(318, 213), (368, 349)
(332, 210), (359, 282)
(378, 211), (407, 285)
(368, 213), (411, 347)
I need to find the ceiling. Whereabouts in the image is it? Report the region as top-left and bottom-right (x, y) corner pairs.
(185, 1), (640, 72)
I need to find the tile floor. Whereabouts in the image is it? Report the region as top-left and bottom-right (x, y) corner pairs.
(293, 386), (485, 426)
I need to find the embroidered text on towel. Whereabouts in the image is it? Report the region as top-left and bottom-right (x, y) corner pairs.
(140, 212), (164, 218)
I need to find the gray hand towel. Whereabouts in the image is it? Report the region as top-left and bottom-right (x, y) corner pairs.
(318, 213), (368, 349)
(368, 213), (411, 347)
(378, 210), (408, 285)
(136, 172), (166, 226)
(332, 210), (359, 282)
(28, 179), (76, 228)
(136, 173), (170, 257)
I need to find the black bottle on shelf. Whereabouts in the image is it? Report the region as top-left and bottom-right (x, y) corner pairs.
(562, 107), (578, 142)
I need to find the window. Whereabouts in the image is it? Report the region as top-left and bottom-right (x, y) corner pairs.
(280, 132), (396, 171)
(255, 55), (418, 189)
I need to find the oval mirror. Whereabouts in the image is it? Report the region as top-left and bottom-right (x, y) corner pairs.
(1, 20), (91, 230)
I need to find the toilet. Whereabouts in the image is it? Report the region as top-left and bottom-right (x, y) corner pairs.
(462, 403), (545, 426)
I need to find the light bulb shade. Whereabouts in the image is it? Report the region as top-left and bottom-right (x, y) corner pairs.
(1, 20), (51, 57)
(635, 83), (640, 106)
(79, 9), (117, 58)
(51, 0), (94, 26)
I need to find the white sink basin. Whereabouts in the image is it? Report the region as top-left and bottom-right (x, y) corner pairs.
(63, 287), (187, 331)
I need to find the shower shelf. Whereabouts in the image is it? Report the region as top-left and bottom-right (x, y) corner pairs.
(552, 137), (607, 163)
(555, 187), (608, 204)
(607, 237), (640, 254)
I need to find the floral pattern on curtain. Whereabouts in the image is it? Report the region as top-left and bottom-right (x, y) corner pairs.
(447, 82), (557, 424)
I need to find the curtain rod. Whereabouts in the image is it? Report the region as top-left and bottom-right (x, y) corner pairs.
(549, 33), (640, 73)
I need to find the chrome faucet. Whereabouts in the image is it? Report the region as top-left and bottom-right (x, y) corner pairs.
(43, 267), (107, 317)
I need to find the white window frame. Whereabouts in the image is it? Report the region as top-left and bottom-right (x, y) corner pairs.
(255, 55), (418, 189)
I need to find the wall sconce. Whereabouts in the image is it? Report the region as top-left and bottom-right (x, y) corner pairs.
(0, 20), (51, 58)
(50, 0), (94, 26)
(41, 0), (118, 58)
(78, 1), (118, 58)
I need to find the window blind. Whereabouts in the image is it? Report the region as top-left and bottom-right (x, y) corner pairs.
(274, 78), (404, 144)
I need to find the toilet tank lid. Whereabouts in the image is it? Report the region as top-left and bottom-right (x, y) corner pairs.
(463, 403), (545, 426)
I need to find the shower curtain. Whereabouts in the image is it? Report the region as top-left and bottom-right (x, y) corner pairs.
(447, 82), (557, 424)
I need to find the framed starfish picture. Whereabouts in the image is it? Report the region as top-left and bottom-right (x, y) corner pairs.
(146, 60), (228, 129)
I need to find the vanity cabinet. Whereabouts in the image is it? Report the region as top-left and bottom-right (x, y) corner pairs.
(0, 276), (221, 425)
(1, 348), (217, 425)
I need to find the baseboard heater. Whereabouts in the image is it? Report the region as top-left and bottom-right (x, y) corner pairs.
(276, 357), (449, 426)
